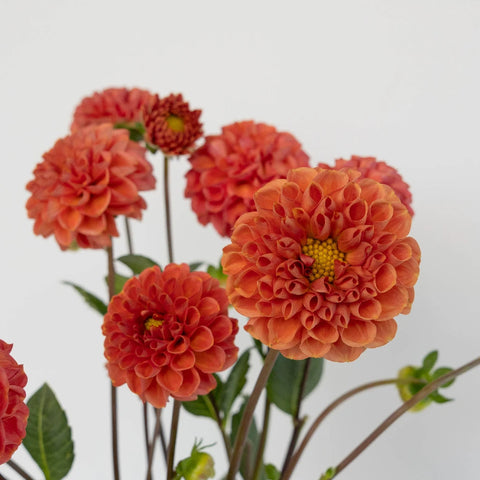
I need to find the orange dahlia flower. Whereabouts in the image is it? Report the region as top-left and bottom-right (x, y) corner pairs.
(318, 156), (414, 215)
(143, 93), (203, 155)
(185, 121), (310, 237)
(0, 341), (29, 464)
(26, 124), (156, 250)
(102, 264), (239, 408)
(71, 87), (155, 132)
(222, 167), (420, 362)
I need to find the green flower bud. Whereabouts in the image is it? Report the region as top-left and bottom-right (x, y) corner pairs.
(174, 442), (215, 480)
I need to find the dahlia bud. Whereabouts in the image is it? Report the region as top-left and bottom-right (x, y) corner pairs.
(174, 442), (215, 480)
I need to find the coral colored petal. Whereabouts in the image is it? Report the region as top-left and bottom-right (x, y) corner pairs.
(377, 286), (409, 319)
(374, 264), (397, 293)
(299, 336), (331, 358)
(341, 320), (377, 347)
(78, 215), (107, 235)
(254, 180), (283, 211)
(268, 317), (300, 347)
(79, 189), (111, 217)
(324, 342), (365, 362)
(367, 319), (398, 347)
(195, 346), (226, 373)
(157, 367), (183, 393)
(58, 208), (83, 231)
(190, 326), (215, 352)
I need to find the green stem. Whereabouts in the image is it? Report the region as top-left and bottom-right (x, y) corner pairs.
(6, 460), (34, 480)
(107, 244), (120, 480)
(163, 155), (174, 264)
(166, 400), (181, 480)
(252, 396), (271, 480)
(227, 349), (280, 480)
(124, 216), (134, 254)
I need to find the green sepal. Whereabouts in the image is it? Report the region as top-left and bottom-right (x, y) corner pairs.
(420, 350), (438, 374)
(114, 121), (146, 142)
(429, 391), (453, 404)
(117, 254), (159, 275)
(23, 384), (74, 480)
(431, 367), (455, 388)
(267, 355), (323, 415)
(63, 281), (107, 316)
(319, 466), (337, 480)
(265, 464), (281, 480)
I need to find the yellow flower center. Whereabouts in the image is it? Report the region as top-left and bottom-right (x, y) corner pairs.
(302, 237), (345, 282)
(144, 317), (163, 331)
(166, 114), (185, 132)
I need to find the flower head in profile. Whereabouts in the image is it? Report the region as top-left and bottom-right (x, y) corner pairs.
(102, 264), (239, 408)
(318, 156), (413, 215)
(71, 87), (155, 132)
(143, 94), (203, 155)
(0, 340), (29, 464)
(185, 121), (310, 237)
(26, 124), (156, 250)
(222, 167), (420, 362)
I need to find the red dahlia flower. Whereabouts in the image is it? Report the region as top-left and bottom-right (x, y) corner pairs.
(71, 87), (155, 132)
(319, 156), (413, 215)
(185, 121), (310, 237)
(26, 124), (156, 250)
(222, 167), (420, 362)
(143, 93), (203, 155)
(0, 341), (28, 464)
(102, 264), (238, 408)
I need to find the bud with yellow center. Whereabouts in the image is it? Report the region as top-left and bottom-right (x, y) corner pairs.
(302, 237), (345, 282)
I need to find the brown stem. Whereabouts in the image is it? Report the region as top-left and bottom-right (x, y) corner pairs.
(332, 356), (480, 478)
(227, 349), (280, 480)
(166, 400), (181, 480)
(252, 396), (271, 480)
(146, 409), (164, 480)
(207, 392), (232, 460)
(107, 244), (120, 480)
(6, 460), (34, 480)
(0, 473), (9, 480)
(163, 155), (174, 264)
(124, 216), (134, 254)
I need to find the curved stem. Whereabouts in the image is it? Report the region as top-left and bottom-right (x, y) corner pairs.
(107, 244), (120, 480)
(146, 409), (165, 480)
(252, 396), (271, 480)
(6, 460), (34, 480)
(331, 356), (480, 478)
(227, 349), (279, 480)
(166, 400), (181, 480)
(207, 392), (232, 460)
(163, 155), (174, 264)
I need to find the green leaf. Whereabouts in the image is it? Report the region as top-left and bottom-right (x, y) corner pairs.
(219, 350), (250, 419)
(117, 254), (159, 275)
(114, 121), (146, 142)
(265, 464), (281, 480)
(189, 262), (204, 271)
(267, 356), (323, 415)
(23, 384), (74, 480)
(63, 281), (107, 316)
(429, 391), (453, 404)
(431, 367), (455, 388)
(104, 273), (130, 295)
(182, 395), (217, 420)
(421, 350), (438, 373)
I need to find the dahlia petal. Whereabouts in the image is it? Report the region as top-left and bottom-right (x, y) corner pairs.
(244, 317), (269, 344)
(346, 242), (373, 265)
(254, 179), (283, 211)
(58, 208), (83, 231)
(345, 199), (368, 225)
(324, 342), (365, 362)
(396, 259), (420, 287)
(385, 207), (411, 237)
(299, 336), (331, 358)
(157, 367), (183, 393)
(134, 361), (160, 379)
(190, 326), (215, 352)
(197, 297), (220, 318)
(374, 264), (397, 293)
(268, 317), (300, 347)
(341, 320), (377, 347)
(54, 225), (73, 248)
(195, 346), (226, 373)
(77, 215), (107, 235)
(233, 268), (261, 298)
(143, 382), (170, 409)
(171, 350), (196, 371)
(172, 368), (202, 399)
(208, 316), (233, 343)
(369, 200), (394, 228)
(377, 286), (409, 319)
(309, 323), (339, 344)
(367, 319), (398, 347)
(79, 189), (111, 217)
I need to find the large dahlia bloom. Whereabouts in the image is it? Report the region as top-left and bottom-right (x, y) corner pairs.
(185, 121), (310, 237)
(319, 156), (414, 216)
(143, 93), (203, 155)
(222, 167), (420, 362)
(0, 341), (29, 464)
(71, 87), (155, 132)
(26, 124), (156, 250)
(102, 264), (239, 408)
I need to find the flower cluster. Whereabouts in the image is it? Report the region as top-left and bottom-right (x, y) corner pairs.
(26, 124), (155, 249)
(102, 264), (239, 408)
(0, 341), (29, 465)
(222, 167), (420, 361)
(185, 121), (309, 237)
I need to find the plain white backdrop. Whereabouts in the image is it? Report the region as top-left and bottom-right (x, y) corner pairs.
(1, 1), (479, 479)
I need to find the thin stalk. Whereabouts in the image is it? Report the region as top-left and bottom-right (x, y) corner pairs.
(146, 409), (164, 480)
(252, 396), (272, 480)
(107, 244), (120, 480)
(207, 392), (232, 460)
(166, 400), (181, 480)
(227, 349), (280, 480)
(0, 473), (9, 480)
(6, 460), (34, 480)
(124, 216), (134, 254)
(332, 356), (480, 478)
(163, 155), (174, 264)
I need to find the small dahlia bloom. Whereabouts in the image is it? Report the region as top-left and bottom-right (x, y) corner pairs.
(143, 93), (203, 155)
(26, 124), (156, 250)
(71, 87), (155, 132)
(222, 167), (420, 362)
(318, 156), (413, 215)
(0, 341), (29, 464)
(102, 264), (238, 408)
(185, 121), (310, 237)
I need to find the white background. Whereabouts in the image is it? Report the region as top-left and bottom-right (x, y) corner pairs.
(1, 1), (479, 479)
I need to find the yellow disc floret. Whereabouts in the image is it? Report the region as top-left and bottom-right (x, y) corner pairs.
(302, 237), (345, 282)
(166, 114), (185, 132)
(144, 317), (163, 331)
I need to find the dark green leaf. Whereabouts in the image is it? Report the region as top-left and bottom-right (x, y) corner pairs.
(431, 367), (455, 388)
(265, 464), (280, 480)
(267, 356), (323, 415)
(219, 350), (250, 419)
(23, 384), (74, 480)
(182, 394), (217, 420)
(252, 339), (266, 359)
(114, 121), (146, 142)
(117, 254), (159, 275)
(421, 350), (438, 373)
(189, 262), (204, 271)
(429, 391), (453, 404)
(104, 273), (130, 294)
(63, 281), (107, 316)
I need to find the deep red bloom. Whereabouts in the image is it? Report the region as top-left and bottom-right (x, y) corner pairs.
(26, 124), (156, 250)
(102, 264), (239, 408)
(143, 94), (203, 155)
(71, 87), (155, 132)
(222, 167), (420, 362)
(0, 341), (28, 464)
(318, 156), (413, 215)
(185, 121), (310, 237)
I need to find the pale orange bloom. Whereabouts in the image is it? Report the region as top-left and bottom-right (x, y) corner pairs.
(222, 167), (420, 362)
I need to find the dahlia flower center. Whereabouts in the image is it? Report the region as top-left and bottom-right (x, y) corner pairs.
(144, 316), (163, 331)
(302, 237), (345, 282)
(166, 114), (185, 133)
